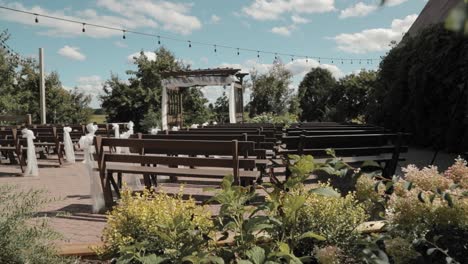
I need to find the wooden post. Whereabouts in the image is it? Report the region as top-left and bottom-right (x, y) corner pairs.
(39, 48), (46, 124)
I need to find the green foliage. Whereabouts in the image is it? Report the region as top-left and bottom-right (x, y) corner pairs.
(247, 112), (298, 126)
(98, 187), (214, 263)
(367, 24), (468, 151)
(140, 109), (161, 132)
(0, 30), (92, 124)
(297, 68), (336, 122)
(182, 87), (210, 125)
(0, 185), (72, 264)
(212, 91), (229, 124)
(248, 62), (295, 117)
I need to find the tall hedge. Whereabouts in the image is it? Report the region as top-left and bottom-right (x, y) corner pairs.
(367, 24), (468, 152)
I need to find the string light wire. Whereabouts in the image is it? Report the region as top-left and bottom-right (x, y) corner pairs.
(0, 5), (378, 64)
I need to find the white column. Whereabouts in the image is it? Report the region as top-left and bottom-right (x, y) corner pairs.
(229, 83), (236, 124)
(161, 86), (168, 131)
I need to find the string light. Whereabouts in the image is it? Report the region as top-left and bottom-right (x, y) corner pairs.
(188, 40), (192, 48)
(0, 5), (379, 66)
(350, 60), (353, 64)
(306, 56), (308, 63)
(291, 56), (294, 62)
(318, 57), (321, 63)
(214, 45), (217, 53)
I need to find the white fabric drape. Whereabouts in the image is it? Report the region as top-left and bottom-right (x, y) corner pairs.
(190, 124), (199, 129)
(119, 121), (141, 189)
(63, 127), (75, 163)
(161, 75), (237, 89)
(78, 124), (105, 213)
(112, 123), (121, 154)
(172, 126), (179, 131)
(229, 83), (236, 123)
(202, 122), (208, 127)
(150, 127), (159, 135)
(21, 128), (38, 177)
(162, 86), (168, 131)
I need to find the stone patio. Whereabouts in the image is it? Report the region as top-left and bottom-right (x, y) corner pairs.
(0, 146), (459, 245)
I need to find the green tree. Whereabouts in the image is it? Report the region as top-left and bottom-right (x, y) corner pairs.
(182, 87), (209, 125)
(101, 47), (209, 130)
(0, 30), (92, 124)
(213, 91), (229, 123)
(248, 62), (293, 117)
(328, 70), (378, 122)
(298, 68), (336, 121)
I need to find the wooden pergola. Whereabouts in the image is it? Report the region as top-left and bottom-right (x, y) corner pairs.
(160, 68), (248, 130)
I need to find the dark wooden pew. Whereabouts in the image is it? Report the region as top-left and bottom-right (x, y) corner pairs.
(277, 133), (408, 177)
(29, 127), (63, 165)
(0, 128), (24, 173)
(94, 137), (265, 208)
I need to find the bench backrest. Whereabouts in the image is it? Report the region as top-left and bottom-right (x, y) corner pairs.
(286, 129), (386, 136)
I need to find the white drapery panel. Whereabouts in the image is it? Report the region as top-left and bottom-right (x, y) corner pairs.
(63, 127), (75, 163)
(119, 121), (141, 190)
(78, 123), (105, 213)
(21, 128), (38, 177)
(161, 75), (239, 130)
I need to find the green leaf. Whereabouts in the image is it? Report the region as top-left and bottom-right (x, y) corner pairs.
(325, 148), (335, 156)
(297, 231), (326, 241)
(403, 181), (412, 191)
(138, 254), (168, 264)
(246, 246), (266, 264)
(443, 193), (454, 207)
(361, 160), (382, 169)
(278, 242), (290, 253)
(418, 191), (425, 203)
(309, 187), (340, 197)
(426, 248), (437, 255)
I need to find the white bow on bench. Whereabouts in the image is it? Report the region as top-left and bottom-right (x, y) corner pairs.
(63, 127), (75, 163)
(21, 128), (38, 177)
(79, 123), (105, 213)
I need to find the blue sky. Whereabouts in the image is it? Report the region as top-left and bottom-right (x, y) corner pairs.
(0, 0), (427, 108)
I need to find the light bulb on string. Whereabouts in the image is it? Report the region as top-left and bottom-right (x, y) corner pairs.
(306, 56), (308, 63)
(35, 14), (38, 23)
(257, 51), (260, 58)
(237, 48), (240, 56)
(331, 59), (334, 63)
(274, 53), (278, 60)
(350, 60), (353, 64)
(291, 56), (294, 62)
(188, 40), (191, 48)
(214, 45), (217, 53)
(341, 60), (344, 64)
(318, 57), (321, 64)
(82, 23), (86, 33)
(122, 30), (126, 39)
(157, 36), (161, 45)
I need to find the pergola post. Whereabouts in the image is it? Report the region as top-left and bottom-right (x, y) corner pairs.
(161, 86), (168, 131)
(229, 82), (236, 124)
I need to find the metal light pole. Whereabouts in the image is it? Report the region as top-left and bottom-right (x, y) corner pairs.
(39, 48), (46, 124)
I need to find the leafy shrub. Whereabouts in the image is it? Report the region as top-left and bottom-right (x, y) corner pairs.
(248, 112), (298, 126)
(98, 187), (213, 262)
(359, 159), (468, 263)
(0, 185), (71, 264)
(139, 109), (161, 132)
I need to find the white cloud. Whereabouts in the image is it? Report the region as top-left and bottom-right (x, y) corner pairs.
(0, 1), (201, 37)
(291, 14), (310, 24)
(332, 14), (417, 53)
(339, 2), (378, 19)
(114, 41), (128, 48)
(127, 51), (156, 63)
(72, 75), (104, 108)
(210, 14), (221, 24)
(96, 0), (202, 35)
(57, 45), (86, 61)
(271, 25), (294, 36)
(242, 0), (335, 21)
(384, 0), (408, 7)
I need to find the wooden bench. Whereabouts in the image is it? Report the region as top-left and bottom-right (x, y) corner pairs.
(0, 114), (32, 125)
(29, 127), (63, 165)
(94, 137), (264, 208)
(0, 128), (24, 173)
(277, 133), (408, 177)
(286, 129), (386, 136)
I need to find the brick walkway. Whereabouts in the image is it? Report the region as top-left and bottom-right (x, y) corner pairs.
(0, 147), (458, 245)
